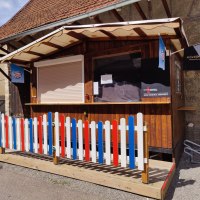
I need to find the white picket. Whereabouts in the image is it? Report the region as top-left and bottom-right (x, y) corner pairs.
(137, 113), (144, 171)
(1, 114), (5, 148)
(25, 119), (29, 152)
(55, 112), (60, 157)
(33, 117), (38, 153)
(77, 120), (83, 160)
(120, 118), (127, 168)
(66, 117), (71, 158)
(8, 117), (13, 149)
(43, 114), (48, 155)
(105, 121), (111, 165)
(91, 121), (96, 163)
(16, 118), (21, 151)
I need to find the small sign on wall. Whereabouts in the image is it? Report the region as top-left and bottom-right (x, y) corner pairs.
(93, 82), (99, 95)
(11, 64), (24, 83)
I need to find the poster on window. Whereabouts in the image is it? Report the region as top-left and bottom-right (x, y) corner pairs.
(141, 82), (170, 98)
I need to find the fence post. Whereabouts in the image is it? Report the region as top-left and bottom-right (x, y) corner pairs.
(142, 122), (149, 184)
(0, 147), (5, 154)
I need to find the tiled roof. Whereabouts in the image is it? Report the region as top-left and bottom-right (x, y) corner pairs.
(0, 0), (125, 41)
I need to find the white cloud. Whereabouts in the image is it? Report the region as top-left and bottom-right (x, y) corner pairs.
(0, 1), (13, 10)
(0, 0), (29, 26)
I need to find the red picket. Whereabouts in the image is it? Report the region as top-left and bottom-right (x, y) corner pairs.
(84, 120), (90, 161)
(112, 120), (118, 166)
(60, 115), (65, 158)
(38, 116), (43, 154)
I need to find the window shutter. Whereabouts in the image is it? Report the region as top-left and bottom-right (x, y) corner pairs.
(37, 61), (84, 103)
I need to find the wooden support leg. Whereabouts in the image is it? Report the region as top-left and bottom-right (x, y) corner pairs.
(142, 123), (149, 184)
(53, 150), (59, 165)
(0, 147), (5, 154)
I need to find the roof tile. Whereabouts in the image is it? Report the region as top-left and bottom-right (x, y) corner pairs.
(0, 0), (124, 41)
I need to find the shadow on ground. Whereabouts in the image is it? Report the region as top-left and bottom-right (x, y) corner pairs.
(165, 153), (200, 200)
(6, 151), (168, 184)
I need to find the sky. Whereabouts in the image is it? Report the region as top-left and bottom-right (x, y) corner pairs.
(0, 0), (29, 26)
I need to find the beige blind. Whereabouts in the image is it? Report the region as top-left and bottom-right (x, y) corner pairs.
(37, 61), (84, 103)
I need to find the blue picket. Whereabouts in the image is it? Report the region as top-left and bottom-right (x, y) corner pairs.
(13, 118), (17, 150)
(128, 116), (135, 169)
(98, 121), (103, 164)
(29, 118), (33, 153)
(72, 118), (77, 160)
(48, 112), (53, 156)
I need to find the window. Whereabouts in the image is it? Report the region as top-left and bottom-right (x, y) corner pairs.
(35, 55), (84, 103)
(93, 52), (141, 102)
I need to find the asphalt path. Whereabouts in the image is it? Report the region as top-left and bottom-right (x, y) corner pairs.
(0, 153), (199, 200)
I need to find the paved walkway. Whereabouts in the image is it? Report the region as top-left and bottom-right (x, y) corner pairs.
(166, 153), (200, 200)
(0, 153), (199, 200)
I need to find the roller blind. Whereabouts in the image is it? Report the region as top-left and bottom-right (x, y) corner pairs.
(37, 59), (84, 103)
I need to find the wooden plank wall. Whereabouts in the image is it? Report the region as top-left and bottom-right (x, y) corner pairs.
(170, 52), (185, 163)
(30, 40), (172, 150)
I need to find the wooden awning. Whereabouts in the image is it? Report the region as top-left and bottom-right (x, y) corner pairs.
(0, 18), (188, 65)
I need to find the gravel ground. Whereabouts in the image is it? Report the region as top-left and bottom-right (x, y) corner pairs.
(0, 162), (146, 200)
(0, 153), (199, 200)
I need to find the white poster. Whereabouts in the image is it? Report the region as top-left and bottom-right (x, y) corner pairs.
(93, 82), (99, 95)
(101, 74), (113, 84)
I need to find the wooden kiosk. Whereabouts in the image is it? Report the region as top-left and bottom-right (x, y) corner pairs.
(0, 18), (188, 163)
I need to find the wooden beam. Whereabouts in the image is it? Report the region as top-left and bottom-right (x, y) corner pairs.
(134, 2), (147, 20)
(7, 42), (18, 50)
(71, 21), (81, 25)
(133, 28), (147, 37)
(25, 51), (45, 57)
(9, 58), (29, 65)
(93, 15), (103, 23)
(0, 46), (10, 54)
(67, 31), (89, 41)
(147, 0), (152, 19)
(16, 40), (27, 46)
(161, 0), (172, 18)
(86, 34), (179, 41)
(26, 35), (37, 42)
(99, 30), (117, 39)
(111, 9), (124, 22)
(174, 28), (188, 48)
(43, 42), (63, 50)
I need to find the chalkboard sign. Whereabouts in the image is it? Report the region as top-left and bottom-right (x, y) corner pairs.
(141, 57), (170, 98)
(184, 44), (200, 70)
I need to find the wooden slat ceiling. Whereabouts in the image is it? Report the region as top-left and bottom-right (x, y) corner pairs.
(0, 18), (188, 65)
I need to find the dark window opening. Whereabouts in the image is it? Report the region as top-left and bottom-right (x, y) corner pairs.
(94, 52), (142, 102)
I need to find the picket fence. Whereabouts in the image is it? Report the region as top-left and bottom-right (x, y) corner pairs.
(0, 112), (147, 171)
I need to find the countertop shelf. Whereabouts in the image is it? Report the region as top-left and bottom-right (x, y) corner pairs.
(25, 101), (171, 106)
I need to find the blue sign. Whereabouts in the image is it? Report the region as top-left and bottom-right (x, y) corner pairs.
(158, 36), (166, 70)
(11, 64), (24, 83)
